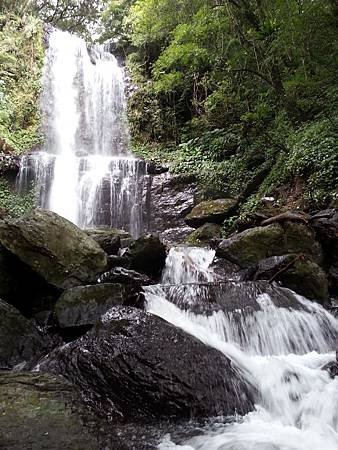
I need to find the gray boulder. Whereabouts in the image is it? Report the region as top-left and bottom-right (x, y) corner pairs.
(0, 209), (107, 290)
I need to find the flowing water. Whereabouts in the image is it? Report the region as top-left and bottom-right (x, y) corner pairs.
(18, 30), (149, 236)
(144, 247), (338, 450)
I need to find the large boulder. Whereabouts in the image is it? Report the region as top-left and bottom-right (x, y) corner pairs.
(0, 299), (49, 369)
(0, 209), (107, 290)
(85, 228), (132, 255)
(0, 371), (100, 450)
(127, 234), (167, 278)
(40, 307), (254, 421)
(185, 199), (237, 228)
(186, 223), (222, 246)
(239, 255), (329, 302)
(55, 283), (136, 328)
(217, 222), (323, 268)
(0, 247), (59, 316)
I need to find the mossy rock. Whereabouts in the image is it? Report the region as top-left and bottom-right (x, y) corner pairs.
(279, 258), (329, 302)
(185, 199), (237, 228)
(0, 371), (99, 450)
(0, 209), (107, 290)
(217, 223), (323, 268)
(186, 223), (222, 246)
(0, 299), (49, 369)
(55, 283), (132, 328)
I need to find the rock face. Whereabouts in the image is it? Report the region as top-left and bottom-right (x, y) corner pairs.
(0, 299), (49, 369)
(55, 283), (136, 328)
(41, 307), (254, 421)
(149, 173), (198, 233)
(85, 228), (132, 255)
(0, 209), (107, 290)
(127, 234), (167, 278)
(217, 223), (323, 268)
(0, 371), (100, 450)
(185, 199), (237, 228)
(186, 223), (222, 246)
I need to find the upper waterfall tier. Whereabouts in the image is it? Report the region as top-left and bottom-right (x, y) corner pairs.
(18, 30), (149, 235)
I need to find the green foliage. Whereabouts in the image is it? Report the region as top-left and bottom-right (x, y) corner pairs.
(0, 180), (35, 217)
(0, 14), (44, 153)
(111, 0), (338, 210)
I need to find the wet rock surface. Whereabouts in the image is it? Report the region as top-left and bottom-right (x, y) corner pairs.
(149, 173), (198, 232)
(151, 281), (305, 315)
(98, 266), (153, 287)
(0, 209), (107, 290)
(55, 283), (137, 328)
(40, 306), (255, 421)
(0, 371), (100, 450)
(127, 233), (167, 278)
(185, 199), (237, 228)
(0, 299), (50, 369)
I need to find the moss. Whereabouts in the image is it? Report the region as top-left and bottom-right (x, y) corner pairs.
(217, 223), (323, 268)
(186, 223), (222, 246)
(185, 199), (237, 228)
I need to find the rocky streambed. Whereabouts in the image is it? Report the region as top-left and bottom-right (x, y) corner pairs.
(0, 207), (337, 449)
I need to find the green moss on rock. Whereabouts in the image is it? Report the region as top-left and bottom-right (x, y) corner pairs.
(217, 223), (322, 268)
(0, 209), (107, 289)
(186, 223), (222, 246)
(185, 199), (237, 228)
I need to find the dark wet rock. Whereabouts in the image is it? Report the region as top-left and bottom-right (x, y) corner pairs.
(127, 234), (167, 278)
(106, 254), (131, 270)
(186, 223), (222, 247)
(0, 246), (59, 316)
(321, 351), (338, 379)
(150, 173), (198, 233)
(98, 267), (152, 286)
(55, 283), (136, 328)
(40, 306), (255, 421)
(149, 281), (304, 316)
(310, 209), (338, 264)
(185, 199), (237, 228)
(329, 265), (338, 296)
(228, 212), (269, 235)
(85, 228), (131, 255)
(217, 223), (323, 268)
(146, 161), (169, 175)
(0, 371), (100, 450)
(0, 209), (107, 290)
(238, 255), (295, 282)
(0, 153), (20, 175)
(0, 299), (50, 369)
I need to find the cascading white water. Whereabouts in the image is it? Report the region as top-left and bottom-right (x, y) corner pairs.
(18, 29), (149, 235)
(144, 247), (338, 450)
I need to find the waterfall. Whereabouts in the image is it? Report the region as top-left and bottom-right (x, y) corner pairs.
(144, 247), (338, 450)
(18, 30), (149, 236)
